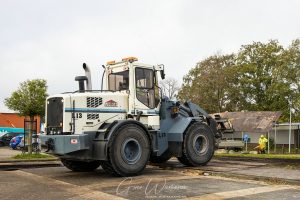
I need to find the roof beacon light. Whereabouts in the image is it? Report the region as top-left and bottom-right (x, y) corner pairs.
(122, 57), (138, 63)
(107, 60), (116, 65)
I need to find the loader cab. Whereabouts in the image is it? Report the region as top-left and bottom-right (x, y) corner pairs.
(105, 57), (163, 120)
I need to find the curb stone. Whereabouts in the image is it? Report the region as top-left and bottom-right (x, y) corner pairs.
(0, 158), (59, 163)
(0, 160), (61, 170)
(210, 171), (300, 186)
(214, 156), (300, 164)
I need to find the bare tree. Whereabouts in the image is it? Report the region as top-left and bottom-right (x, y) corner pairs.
(159, 77), (180, 100)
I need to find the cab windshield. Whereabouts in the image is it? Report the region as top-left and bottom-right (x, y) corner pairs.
(108, 70), (129, 91)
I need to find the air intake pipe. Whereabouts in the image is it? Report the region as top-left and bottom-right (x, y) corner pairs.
(75, 76), (87, 93)
(83, 63), (92, 90)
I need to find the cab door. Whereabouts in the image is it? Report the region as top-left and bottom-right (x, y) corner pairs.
(134, 67), (159, 113)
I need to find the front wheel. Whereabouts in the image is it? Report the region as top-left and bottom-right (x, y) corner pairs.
(61, 159), (101, 172)
(106, 124), (150, 176)
(177, 122), (215, 166)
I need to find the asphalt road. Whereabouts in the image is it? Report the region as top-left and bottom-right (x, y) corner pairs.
(1, 163), (300, 200)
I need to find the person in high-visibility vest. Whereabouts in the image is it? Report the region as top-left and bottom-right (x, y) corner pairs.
(258, 135), (268, 154)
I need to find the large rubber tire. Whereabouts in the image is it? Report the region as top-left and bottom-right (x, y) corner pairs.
(149, 150), (172, 163)
(99, 160), (119, 176)
(105, 124), (150, 177)
(177, 122), (215, 166)
(61, 159), (101, 172)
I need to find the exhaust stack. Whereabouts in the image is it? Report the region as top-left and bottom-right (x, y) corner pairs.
(83, 63), (92, 90)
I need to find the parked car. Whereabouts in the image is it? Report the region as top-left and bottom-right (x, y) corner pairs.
(9, 133), (24, 149)
(0, 132), (22, 147)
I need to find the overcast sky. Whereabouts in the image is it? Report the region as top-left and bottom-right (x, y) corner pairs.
(0, 0), (299, 111)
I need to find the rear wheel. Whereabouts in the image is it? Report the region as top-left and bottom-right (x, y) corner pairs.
(104, 124), (150, 176)
(177, 122), (215, 166)
(61, 159), (101, 172)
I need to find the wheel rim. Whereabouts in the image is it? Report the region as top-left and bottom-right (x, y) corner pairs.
(121, 138), (142, 165)
(193, 134), (208, 155)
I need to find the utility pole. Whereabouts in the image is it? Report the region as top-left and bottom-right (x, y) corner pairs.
(274, 122), (277, 153)
(289, 107), (292, 154)
(267, 131), (270, 154)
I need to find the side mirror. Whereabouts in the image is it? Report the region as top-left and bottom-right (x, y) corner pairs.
(157, 64), (165, 80)
(160, 69), (165, 80)
(160, 70), (166, 79)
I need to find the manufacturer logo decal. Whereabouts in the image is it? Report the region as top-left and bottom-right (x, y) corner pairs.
(105, 100), (118, 107)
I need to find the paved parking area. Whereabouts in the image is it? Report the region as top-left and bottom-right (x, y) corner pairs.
(1, 165), (300, 200)
(0, 146), (20, 160)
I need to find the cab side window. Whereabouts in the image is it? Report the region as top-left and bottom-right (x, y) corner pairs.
(108, 70), (129, 91)
(135, 68), (158, 108)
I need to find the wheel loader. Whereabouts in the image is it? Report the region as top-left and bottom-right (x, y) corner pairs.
(40, 57), (222, 176)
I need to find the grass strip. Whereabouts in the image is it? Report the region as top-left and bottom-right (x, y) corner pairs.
(12, 153), (55, 160)
(214, 153), (300, 160)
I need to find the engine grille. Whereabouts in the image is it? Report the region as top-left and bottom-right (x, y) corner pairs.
(86, 97), (102, 108)
(87, 113), (99, 120)
(46, 97), (63, 134)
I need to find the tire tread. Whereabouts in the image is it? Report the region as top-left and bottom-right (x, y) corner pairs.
(61, 159), (101, 172)
(177, 122), (214, 166)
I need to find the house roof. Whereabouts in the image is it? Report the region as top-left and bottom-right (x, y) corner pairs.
(213, 111), (282, 133)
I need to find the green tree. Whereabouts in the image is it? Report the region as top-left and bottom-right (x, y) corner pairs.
(178, 54), (237, 113)
(5, 79), (48, 154)
(287, 39), (300, 120)
(179, 39), (300, 121)
(235, 39), (300, 121)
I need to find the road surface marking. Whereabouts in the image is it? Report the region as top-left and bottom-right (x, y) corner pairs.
(185, 185), (294, 200)
(87, 174), (202, 189)
(6, 168), (300, 200)
(7, 170), (126, 200)
(201, 174), (269, 185)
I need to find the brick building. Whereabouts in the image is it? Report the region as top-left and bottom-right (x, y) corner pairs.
(0, 112), (40, 133)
